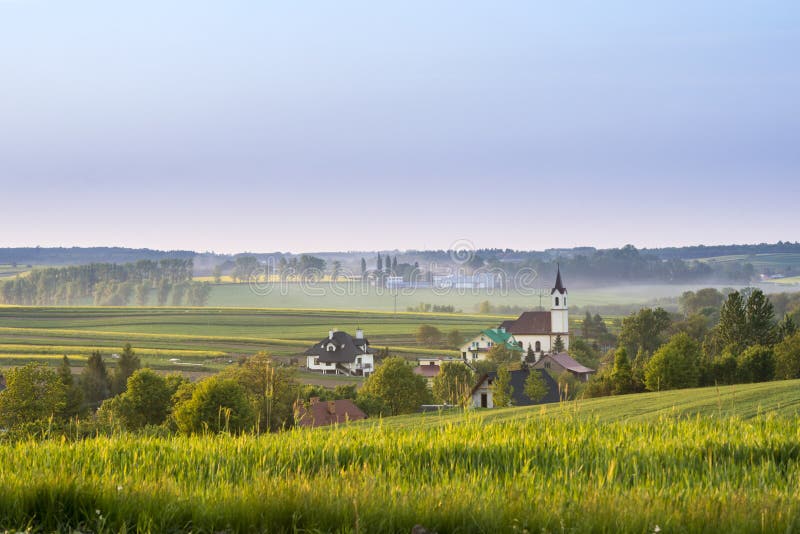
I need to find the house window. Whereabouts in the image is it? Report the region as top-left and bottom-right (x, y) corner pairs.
(313, 358), (320, 366)
(544, 361), (551, 369)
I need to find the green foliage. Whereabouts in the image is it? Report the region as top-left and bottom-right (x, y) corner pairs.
(0, 363), (65, 428)
(446, 329), (464, 348)
(101, 369), (173, 430)
(112, 343), (141, 395)
(432, 362), (474, 405)
(717, 290), (777, 353)
(777, 314), (797, 342)
(357, 357), (430, 416)
(221, 353), (298, 432)
(679, 288), (725, 316)
(173, 377), (255, 434)
(568, 337), (599, 369)
(81, 350), (110, 409)
(736, 345), (775, 383)
(523, 369), (548, 402)
(416, 325), (442, 346)
(644, 333), (701, 391)
(552, 334), (565, 353)
(486, 344), (516, 364)
(58, 355), (85, 419)
(472, 359), (498, 376)
(491, 366), (513, 407)
(610, 347), (633, 395)
(774, 332), (800, 380)
(618, 307), (672, 357)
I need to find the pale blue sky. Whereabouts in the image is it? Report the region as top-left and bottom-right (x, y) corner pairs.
(1, 1), (798, 253)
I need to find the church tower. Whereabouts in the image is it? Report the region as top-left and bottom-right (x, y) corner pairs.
(550, 265), (569, 336)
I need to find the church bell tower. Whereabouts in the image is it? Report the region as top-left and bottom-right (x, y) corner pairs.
(550, 265), (569, 336)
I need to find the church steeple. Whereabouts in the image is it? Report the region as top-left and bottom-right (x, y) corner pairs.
(551, 264), (567, 295)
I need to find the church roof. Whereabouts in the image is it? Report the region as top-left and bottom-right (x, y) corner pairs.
(500, 311), (552, 335)
(551, 265), (567, 295)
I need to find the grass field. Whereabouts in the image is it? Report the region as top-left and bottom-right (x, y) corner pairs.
(697, 252), (800, 269)
(0, 307), (520, 376)
(2, 380), (799, 532)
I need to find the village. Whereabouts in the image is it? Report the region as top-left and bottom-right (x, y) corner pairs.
(296, 267), (596, 426)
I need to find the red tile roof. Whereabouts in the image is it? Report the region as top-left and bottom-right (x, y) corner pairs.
(413, 364), (441, 378)
(294, 398), (367, 427)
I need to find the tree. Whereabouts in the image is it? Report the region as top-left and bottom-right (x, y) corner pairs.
(188, 282), (212, 306)
(618, 307), (672, 357)
(736, 345), (775, 383)
(157, 280), (171, 306)
(446, 329), (463, 348)
(567, 338), (599, 369)
(552, 334), (565, 353)
(416, 325), (442, 346)
(486, 343), (517, 364)
(173, 377), (255, 434)
(525, 344), (536, 364)
(644, 333), (701, 391)
(745, 289), (777, 347)
(102, 369), (174, 430)
(774, 332), (800, 380)
(0, 363), (66, 428)
(221, 353), (298, 432)
(523, 369), (548, 402)
(357, 357), (430, 416)
(360, 258), (367, 278)
(376, 253), (383, 272)
(717, 291), (747, 352)
(112, 343), (141, 395)
(777, 314), (798, 342)
(432, 362), (474, 405)
(82, 350), (111, 409)
(491, 365), (513, 407)
(331, 261), (341, 282)
(171, 282), (188, 306)
(58, 355), (85, 419)
(212, 265), (223, 284)
(135, 283), (149, 306)
(609, 347), (633, 395)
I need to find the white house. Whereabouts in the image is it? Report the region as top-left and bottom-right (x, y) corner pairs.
(499, 266), (569, 357)
(459, 327), (523, 362)
(304, 329), (375, 377)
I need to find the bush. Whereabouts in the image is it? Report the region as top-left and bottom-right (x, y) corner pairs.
(173, 377), (255, 434)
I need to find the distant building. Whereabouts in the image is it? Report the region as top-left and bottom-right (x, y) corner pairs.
(470, 368), (559, 409)
(499, 266), (569, 356)
(304, 329), (375, 377)
(433, 272), (498, 289)
(413, 356), (467, 386)
(294, 397), (367, 427)
(460, 328), (523, 362)
(533, 353), (595, 382)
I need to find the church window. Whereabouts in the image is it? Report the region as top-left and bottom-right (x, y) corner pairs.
(535, 341), (541, 352)
(555, 297), (559, 306)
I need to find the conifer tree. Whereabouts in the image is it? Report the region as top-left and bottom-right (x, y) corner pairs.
(82, 350), (111, 409)
(112, 343), (141, 395)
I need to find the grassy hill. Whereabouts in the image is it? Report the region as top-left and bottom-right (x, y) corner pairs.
(1, 380), (799, 533)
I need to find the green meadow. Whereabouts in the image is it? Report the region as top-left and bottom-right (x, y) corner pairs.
(1, 380), (799, 533)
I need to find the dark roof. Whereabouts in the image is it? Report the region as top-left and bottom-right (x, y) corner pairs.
(294, 398), (367, 427)
(538, 352), (595, 374)
(304, 331), (373, 363)
(471, 368), (560, 405)
(551, 265), (567, 295)
(501, 311), (552, 335)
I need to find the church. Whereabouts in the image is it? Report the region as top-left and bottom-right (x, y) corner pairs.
(499, 266), (569, 357)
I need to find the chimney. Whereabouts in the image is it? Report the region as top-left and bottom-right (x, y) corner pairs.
(329, 329), (334, 340)
(327, 400), (336, 415)
(355, 328), (364, 339)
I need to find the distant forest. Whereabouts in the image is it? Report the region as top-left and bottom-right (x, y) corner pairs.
(0, 259), (211, 306)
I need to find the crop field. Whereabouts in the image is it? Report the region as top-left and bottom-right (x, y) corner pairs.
(0, 264), (31, 280)
(0, 307), (523, 375)
(1, 380), (799, 532)
(698, 252), (800, 269)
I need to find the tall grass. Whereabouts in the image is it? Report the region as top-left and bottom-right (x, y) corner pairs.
(1, 412), (799, 532)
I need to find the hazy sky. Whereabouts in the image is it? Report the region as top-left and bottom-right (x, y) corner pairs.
(1, 1), (798, 253)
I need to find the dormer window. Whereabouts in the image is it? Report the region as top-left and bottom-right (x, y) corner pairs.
(327, 343), (336, 351)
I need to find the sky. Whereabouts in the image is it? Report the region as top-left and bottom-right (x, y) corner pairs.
(1, 1), (798, 253)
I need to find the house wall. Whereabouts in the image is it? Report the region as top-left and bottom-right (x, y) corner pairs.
(471, 380), (494, 408)
(306, 355), (337, 373)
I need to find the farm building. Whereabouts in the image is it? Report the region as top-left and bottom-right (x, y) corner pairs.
(498, 266), (570, 356)
(294, 397), (367, 427)
(412, 356), (466, 385)
(533, 352), (596, 382)
(470, 368), (559, 408)
(304, 328), (375, 377)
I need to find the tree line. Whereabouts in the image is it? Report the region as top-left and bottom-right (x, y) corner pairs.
(0, 259), (212, 306)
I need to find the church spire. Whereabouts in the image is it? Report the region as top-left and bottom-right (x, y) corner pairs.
(551, 264), (567, 295)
